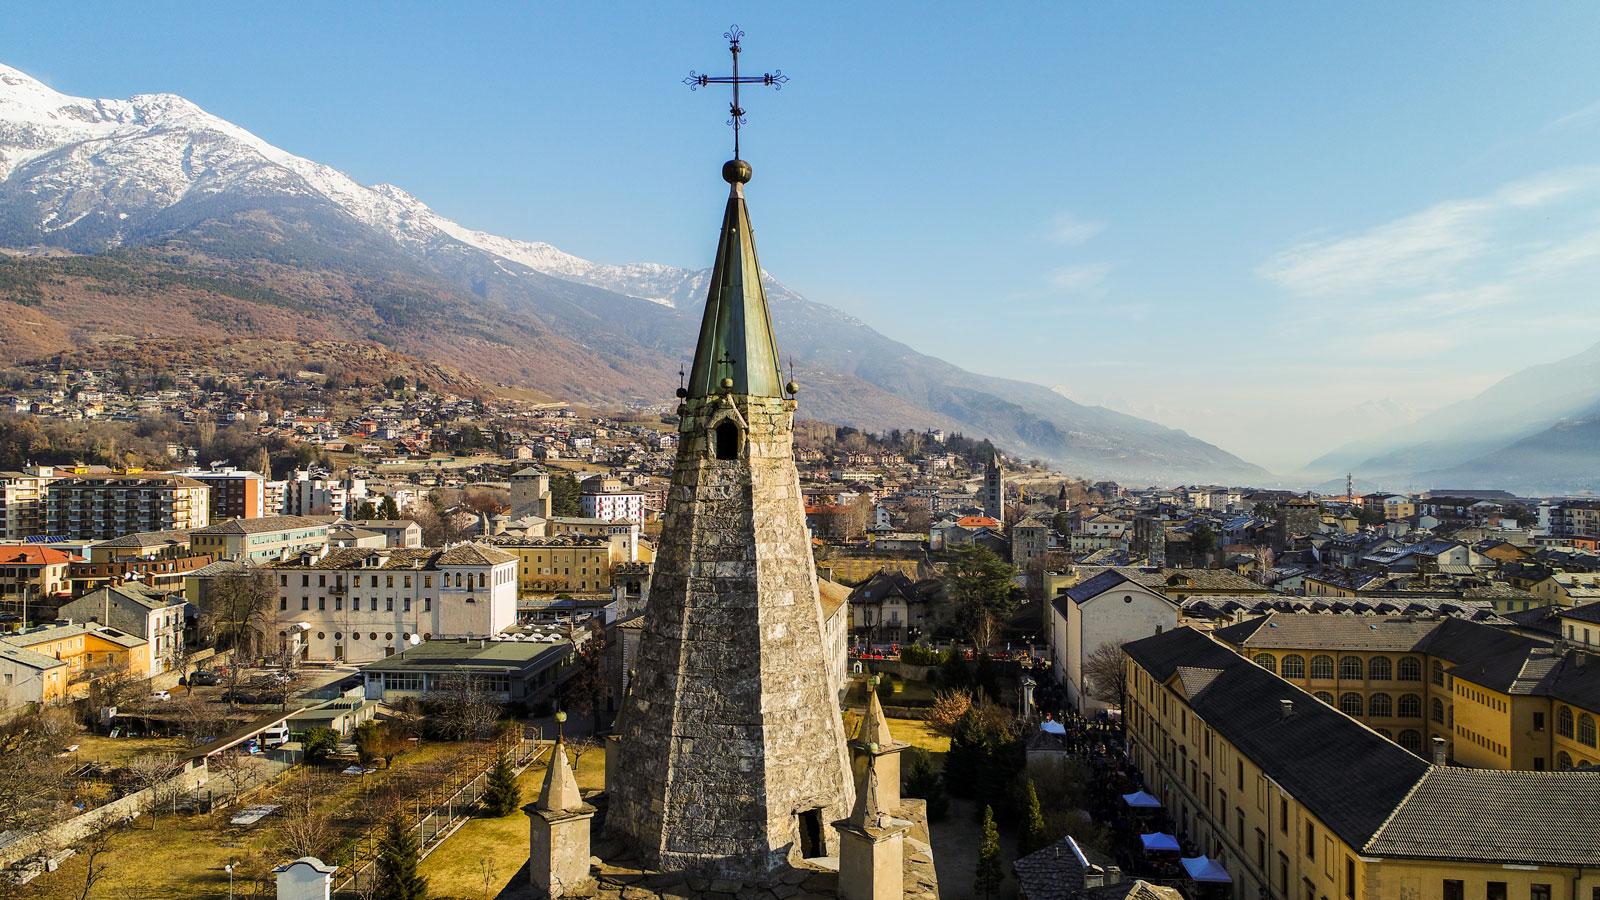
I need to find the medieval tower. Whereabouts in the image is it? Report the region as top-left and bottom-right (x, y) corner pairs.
(978, 450), (1005, 522)
(607, 155), (854, 875)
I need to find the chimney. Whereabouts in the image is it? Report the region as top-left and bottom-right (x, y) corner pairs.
(1431, 736), (1447, 766)
(1280, 699), (1294, 719)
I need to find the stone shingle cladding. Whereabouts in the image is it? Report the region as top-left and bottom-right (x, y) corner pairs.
(610, 393), (854, 875)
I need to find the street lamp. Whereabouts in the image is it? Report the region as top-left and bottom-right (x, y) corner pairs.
(555, 709), (566, 742)
(224, 864), (233, 900)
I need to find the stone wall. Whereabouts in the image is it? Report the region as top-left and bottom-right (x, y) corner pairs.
(0, 758), (208, 868)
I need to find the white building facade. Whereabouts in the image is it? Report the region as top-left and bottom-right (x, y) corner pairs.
(269, 545), (518, 664)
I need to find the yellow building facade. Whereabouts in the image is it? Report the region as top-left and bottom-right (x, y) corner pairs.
(1124, 626), (1600, 900)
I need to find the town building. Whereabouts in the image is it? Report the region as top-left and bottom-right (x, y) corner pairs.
(0, 467), (52, 540)
(189, 515), (330, 563)
(0, 545), (81, 605)
(177, 465), (267, 521)
(579, 484), (646, 522)
(1, 621), (151, 690)
(509, 467), (552, 519)
(490, 525), (643, 595)
(0, 641), (69, 707)
(341, 519), (423, 548)
(360, 634), (576, 705)
(69, 529), (214, 593)
(847, 569), (933, 646)
(58, 584), (186, 677)
(43, 472), (210, 540)
(1123, 625), (1600, 898)
(1048, 569), (1178, 713)
(266, 545), (518, 663)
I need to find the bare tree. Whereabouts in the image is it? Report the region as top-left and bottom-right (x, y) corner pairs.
(121, 754), (183, 825)
(200, 566), (278, 664)
(75, 816), (129, 900)
(432, 673), (501, 742)
(1081, 641), (1129, 708)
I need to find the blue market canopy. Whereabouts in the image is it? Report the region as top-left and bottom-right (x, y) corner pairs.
(1181, 856), (1233, 883)
(1041, 720), (1067, 735)
(1140, 832), (1180, 853)
(1122, 790), (1162, 809)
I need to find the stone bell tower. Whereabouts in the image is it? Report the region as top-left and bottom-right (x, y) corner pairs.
(608, 156), (854, 876)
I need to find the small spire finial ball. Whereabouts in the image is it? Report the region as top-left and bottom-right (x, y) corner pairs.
(722, 159), (753, 184)
(675, 387), (687, 398)
(720, 376), (735, 391)
(785, 381), (800, 396)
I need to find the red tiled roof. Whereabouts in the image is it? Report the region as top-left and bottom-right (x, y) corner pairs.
(0, 546), (82, 566)
(956, 515), (1001, 528)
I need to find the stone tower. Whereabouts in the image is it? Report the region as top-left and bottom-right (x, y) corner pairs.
(608, 157), (854, 876)
(978, 450), (1005, 522)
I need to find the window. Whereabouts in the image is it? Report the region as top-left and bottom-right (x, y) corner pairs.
(1315, 691), (1334, 704)
(1368, 693), (1392, 718)
(1278, 851), (1289, 890)
(318, 597), (325, 611)
(301, 574), (309, 587)
(1534, 711), (1546, 731)
(404, 575), (411, 588)
(1339, 692), (1364, 717)
(425, 576), (432, 588)
(1486, 883), (1506, 900)
(1345, 858), (1355, 899)
(1237, 759), (1244, 789)
(1431, 659), (1445, 685)
(404, 598), (411, 612)
(1559, 750), (1573, 769)
(1255, 829), (1265, 867)
(279, 597), (287, 611)
(1254, 653), (1277, 674)
(1305, 821), (1315, 859)
(1531, 886), (1550, 900)
(335, 598), (342, 611)
(386, 598), (394, 612)
(371, 575), (379, 588)
(1559, 706), (1575, 737)
(424, 598), (431, 612)
(1397, 729), (1423, 754)
(1396, 657), (1421, 681)
(1279, 796), (1288, 832)
(715, 420), (741, 459)
(1581, 713), (1597, 748)
(1309, 655), (1334, 679)
(1339, 656), (1363, 680)
(1442, 880), (1462, 900)
(301, 597), (309, 610)
(1430, 698), (1444, 723)
(1281, 654), (1306, 678)
(1397, 693), (1422, 718)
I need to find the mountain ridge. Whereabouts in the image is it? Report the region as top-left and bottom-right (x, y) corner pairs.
(0, 62), (1265, 483)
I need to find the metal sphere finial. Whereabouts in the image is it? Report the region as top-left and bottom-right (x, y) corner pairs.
(723, 159), (753, 184)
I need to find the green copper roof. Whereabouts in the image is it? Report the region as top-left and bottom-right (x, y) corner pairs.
(686, 173), (784, 400)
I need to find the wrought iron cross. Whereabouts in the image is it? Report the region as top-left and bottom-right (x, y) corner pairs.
(683, 26), (789, 159)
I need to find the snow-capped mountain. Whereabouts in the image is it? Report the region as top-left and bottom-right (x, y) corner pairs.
(0, 63), (758, 309)
(0, 62), (1266, 482)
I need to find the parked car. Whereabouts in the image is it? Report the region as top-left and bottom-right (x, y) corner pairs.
(190, 670), (223, 686)
(149, 690), (172, 702)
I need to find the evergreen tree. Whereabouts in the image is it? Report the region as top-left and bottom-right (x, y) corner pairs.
(943, 709), (987, 799)
(937, 650), (970, 689)
(378, 495), (401, 519)
(972, 653), (1000, 701)
(975, 805), (1003, 900)
(1018, 778), (1046, 856)
(902, 747), (948, 821)
(354, 500), (378, 520)
(375, 813), (428, 900)
(481, 755), (521, 817)
(549, 474), (583, 517)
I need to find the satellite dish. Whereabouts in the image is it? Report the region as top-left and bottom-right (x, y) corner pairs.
(408, 634), (421, 646)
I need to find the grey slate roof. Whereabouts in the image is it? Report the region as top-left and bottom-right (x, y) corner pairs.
(1213, 614), (1439, 651)
(1122, 627), (1429, 850)
(1012, 836), (1116, 900)
(1366, 768), (1600, 866)
(192, 515), (327, 535)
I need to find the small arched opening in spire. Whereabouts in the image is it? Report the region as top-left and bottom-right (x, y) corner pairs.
(714, 420), (741, 460)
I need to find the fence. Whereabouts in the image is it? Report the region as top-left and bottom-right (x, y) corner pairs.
(334, 735), (546, 897)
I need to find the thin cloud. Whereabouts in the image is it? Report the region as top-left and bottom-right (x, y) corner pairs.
(1046, 211), (1106, 245)
(1257, 167), (1600, 296)
(1048, 261), (1114, 294)
(1551, 98), (1600, 129)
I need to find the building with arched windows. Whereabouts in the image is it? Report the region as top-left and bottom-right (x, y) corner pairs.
(1212, 612), (1592, 770)
(1123, 626), (1600, 899)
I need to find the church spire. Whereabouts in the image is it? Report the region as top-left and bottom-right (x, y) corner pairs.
(685, 160), (785, 400)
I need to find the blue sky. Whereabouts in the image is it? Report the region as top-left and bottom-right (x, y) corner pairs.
(8, 2), (1600, 472)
